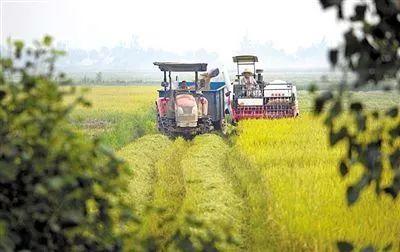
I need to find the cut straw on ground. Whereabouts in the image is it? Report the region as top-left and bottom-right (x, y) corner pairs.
(140, 138), (189, 246)
(178, 134), (245, 250)
(117, 134), (171, 216)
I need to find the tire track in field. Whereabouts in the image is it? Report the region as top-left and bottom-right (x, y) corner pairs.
(177, 134), (246, 250)
(225, 146), (278, 251)
(139, 138), (189, 246)
(118, 133), (250, 250)
(117, 134), (171, 216)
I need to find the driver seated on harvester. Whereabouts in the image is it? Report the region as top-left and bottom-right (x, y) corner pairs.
(241, 68), (258, 97)
(179, 80), (188, 90)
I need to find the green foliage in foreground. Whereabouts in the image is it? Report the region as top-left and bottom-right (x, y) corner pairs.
(0, 37), (230, 251)
(0, 38), (131, 251)
(318, 0), (400, 202)
(318, 1), (400, 250)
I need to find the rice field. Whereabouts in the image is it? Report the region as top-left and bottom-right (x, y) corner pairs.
(69, 86), (400, 251)
(65, 86), (158, 149)
(234, 117), (400, 251)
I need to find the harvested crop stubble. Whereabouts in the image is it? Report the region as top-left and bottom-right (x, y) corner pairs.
(117, 134), (171, 216)
(236, 115), (400, 251)
(178, 134), (245, 250)
(141, 138), (189, 245)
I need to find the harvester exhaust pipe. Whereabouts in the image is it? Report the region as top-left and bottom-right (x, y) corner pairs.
(256, 69), (264, 83)
(222, 65), (233, 115)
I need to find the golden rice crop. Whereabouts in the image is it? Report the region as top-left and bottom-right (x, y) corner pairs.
(66, 86), (158, 148)
(234, 114), (400, 251)
(224, 147), (275, 251)
(74, 86), (400, 250)
(65, 86), (158, 118)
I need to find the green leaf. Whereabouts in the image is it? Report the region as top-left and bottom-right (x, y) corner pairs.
(339, 161), (349, 177)
(389, 149), (400, 169)
(43, 35), (53, 46)
(361, 245), (374, 252)
(383, 243), (393, 251)
(61, 210), (84, 228)
(34, 184), (48, 196)
(337, 4), (343, 19)
(47, 177), (65, 190)
(14, 40), (24, 59)
(331, 100), (342, 117)
(351, 5), (367, 21)
(347, 186), (359, 206)
(0, 161), (17, 182)
(344, 30), (360, 57)
(308, 84), (318, 94)
(389, 124), (400, 138)
(337, 241), (354, 252)
(319, 0), (343, 9)
(1, 58), (13, 69)
(350, 102), (363, 113)
(329, 127), (348, 145)
(383, 186), (398, 199)
(329, 49), (338, 67)
(314, 91), (333, 114)
(356, 114), (367, 131)
(385, 107), (398, 118)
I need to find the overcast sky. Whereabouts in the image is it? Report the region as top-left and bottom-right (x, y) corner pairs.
(1, 0), (347, 64)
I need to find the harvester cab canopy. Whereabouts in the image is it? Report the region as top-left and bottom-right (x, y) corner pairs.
(153, 62), (209, 94)
(232, 55), (259, 78)
(153, 62), (207, 72)
(232, 55), (258, 64)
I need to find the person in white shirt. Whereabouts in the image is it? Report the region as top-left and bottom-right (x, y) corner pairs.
(240, 69), (257, 97)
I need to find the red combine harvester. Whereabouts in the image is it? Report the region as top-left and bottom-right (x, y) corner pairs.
(229, 55), (299, 121)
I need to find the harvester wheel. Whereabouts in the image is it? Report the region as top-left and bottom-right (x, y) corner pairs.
(213, 120), (223, 130)
(199, 118), (214, 134)
(157, 114), (162, 132)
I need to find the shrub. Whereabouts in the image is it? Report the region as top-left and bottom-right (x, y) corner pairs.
(0, 37), (128, 251)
